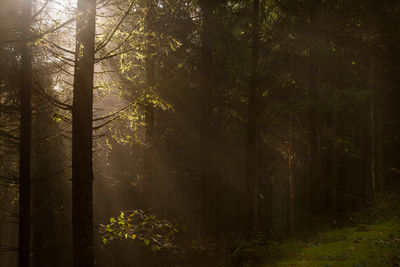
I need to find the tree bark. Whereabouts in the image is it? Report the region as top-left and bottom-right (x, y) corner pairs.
(32, 94), (65, 267)
(369, 51), (383, 195)
(19, 0), (32, 266)
(199, 0), (214, 234)
(331, 112), (337, 215)
(72, 0), (96, 266)
(288, 127), (295, 237)
(143, 104), (154, 209)
(214, 85), (223, 239)
(246, 0), (260, 232)
(307, 0), (322, 214)
(142, 2), (156, 211)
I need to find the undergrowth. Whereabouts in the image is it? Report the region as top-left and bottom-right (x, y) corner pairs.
(262, 192), (400, 267)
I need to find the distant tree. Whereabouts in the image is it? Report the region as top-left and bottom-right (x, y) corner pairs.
(246, 0), (260, 232)
(199, 0), (216, 235)
(0, 1), (21, 264)
(31, 69), (70, 266)
(142, 0), (156, 211)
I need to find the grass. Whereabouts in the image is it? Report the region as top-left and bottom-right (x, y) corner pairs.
(264, 218), (400, 267)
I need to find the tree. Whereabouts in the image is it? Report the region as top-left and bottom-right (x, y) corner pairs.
(199, 0), (216, 235)
(142, 0), (156, 211)
(32, 69), (70, 266)
(367, 1), (384, 196)
(246, 0), (260, 231)
(0, 1), (22, 265)
(18, 0), (33, 265)
(72, 0), (96, 265)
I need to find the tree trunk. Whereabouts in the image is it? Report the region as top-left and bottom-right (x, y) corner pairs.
(163, 143), (171, 219)
(142, 3), (156, 211)
(322, 113), (332, 213)
(19, 0), (32, 266)
(331, 112), (337, 216)
(143, 104), (154, 210)
(32, 95), (64, 267)
(288, 127), (295, 237)
(369, 51), (383, 195)
(72, 0), (96, 266)
(214, 86), (223, 239)
(307, 0), (322, 214)
(199, 0), (214, 234)
(246, 0), (260, 232)
(361, 109), (370, 201)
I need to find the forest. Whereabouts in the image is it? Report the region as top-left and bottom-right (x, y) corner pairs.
(1, 0), (400, 266)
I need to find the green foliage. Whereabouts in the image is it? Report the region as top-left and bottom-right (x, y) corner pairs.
(265, 195), (400, 266)
(99, 211), (224, 265)
(352, 193), (400, 224)
(265, 218), (400, 266)
(98, 210), (178, 252)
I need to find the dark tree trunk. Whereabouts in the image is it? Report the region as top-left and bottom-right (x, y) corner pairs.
(214, 85), (223, 238)
(321, 112), (332, 213)
(307, 0), (322, 214)
(32, 94), (66, 267)
(369, 51), (383, 195)
(142, 3), (156, 211)
(72, 0), (96, 266)
(19, 0), (32, 266)
(288, 127), (295, 237)
(143, 104), (154, 210)
(199, 0), (215, 234)
(330, 112), (338, 216)
(246, 0), (260, 231)
(361, 108), (370, 201)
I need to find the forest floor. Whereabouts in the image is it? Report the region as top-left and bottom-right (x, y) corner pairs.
(263, 218), (400, 266)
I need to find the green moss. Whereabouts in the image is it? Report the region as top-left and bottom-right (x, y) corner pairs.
(265, 218), (400, 267)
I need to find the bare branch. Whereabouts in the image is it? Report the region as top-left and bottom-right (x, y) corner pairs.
(95, 0), (136, 52)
